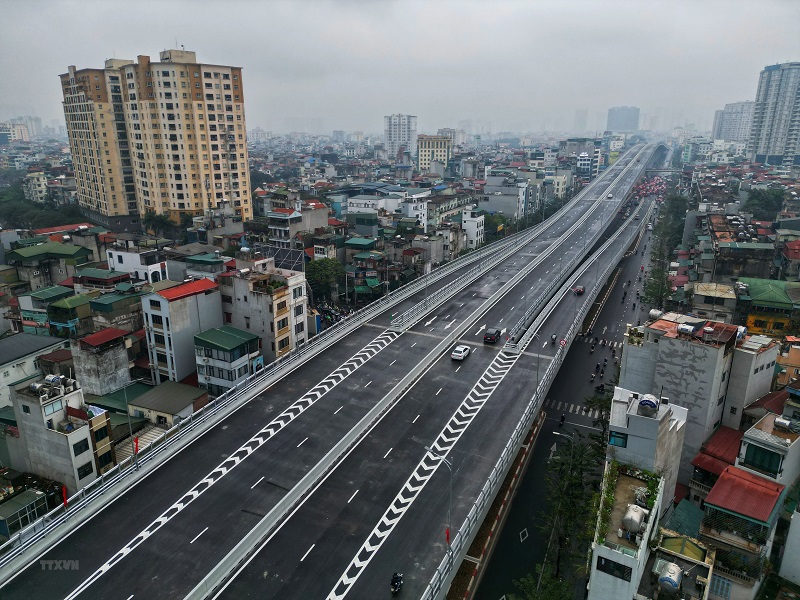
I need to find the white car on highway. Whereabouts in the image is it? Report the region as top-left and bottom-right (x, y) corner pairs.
(451, 345), (471, 360)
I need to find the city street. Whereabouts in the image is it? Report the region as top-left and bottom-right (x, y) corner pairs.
(474, 212), (655, 599)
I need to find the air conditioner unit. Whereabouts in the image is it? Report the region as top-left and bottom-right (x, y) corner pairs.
(203, 357), (210, 363)
(32, 270), (41, 275)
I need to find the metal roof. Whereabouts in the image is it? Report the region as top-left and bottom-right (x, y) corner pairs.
(194, 325), (258, 351)
(156, 278), (217, 301)
(0, 333), (66, 366)
(128, 381), (206, 415)
(705, 466), (784, 524)
(28, 286), (73, 301)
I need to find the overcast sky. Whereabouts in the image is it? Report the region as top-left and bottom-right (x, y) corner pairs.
(1, 0), (798, 135)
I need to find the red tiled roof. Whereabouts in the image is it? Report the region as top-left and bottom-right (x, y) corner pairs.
(59, 277), (75, 288)
(674, 482), (689, 505)
(691, 452), (731, 476)
(157, 278), (217, 301)
(32, 222), (93, 235)
(272, 207), (296, 215)
(38, 348), (73, 363)
(304, 248), (314, 258)
(745, 390), (788, 414)
(80, 327), (128, 347)
(702, 426), (744, 464)
(328, 218), (346, 227)
(705, 466), (784, 523)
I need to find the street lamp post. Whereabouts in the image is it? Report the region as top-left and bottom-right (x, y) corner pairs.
(425, 446), (453, 557)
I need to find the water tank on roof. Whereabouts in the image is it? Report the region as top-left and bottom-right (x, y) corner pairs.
(622, 504), (648, 533)
(637, 395), (659, 417)
(677, 323), (695, 336)
(737, 326), (747, 339)
(775, 416), (793, 431)
(29, 382), (47, 393)
(702, 326), (715, 341)
(44, 374), (64, 386)
(649, 309), (663, 320)
(658, 562), (683, 594)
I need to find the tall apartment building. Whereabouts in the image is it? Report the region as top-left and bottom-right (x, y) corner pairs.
(606, 106), (640, 132)
(384, 114), (417, 159)
(416, 135), (452, 173)
(61, 49), (251, 232)
(60, 60), (140, 231)
(711, 101), (755, 143)
(748, 62), (800, 166)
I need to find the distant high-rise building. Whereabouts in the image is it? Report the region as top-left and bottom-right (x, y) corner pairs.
(384, 114), (417, 158)
(574, 109), (588, 132)
(332, 130), (346, 142)
(606, 106), (640, 131)
(748, 62), (800, 166)
(437, 128), (466, 146)
(711, 101), (754, 142)
(417, 135), (453, 172)
(61, 49), (251, 231)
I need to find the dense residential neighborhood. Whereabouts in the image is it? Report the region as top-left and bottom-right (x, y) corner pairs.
(1, 35), (800, 600)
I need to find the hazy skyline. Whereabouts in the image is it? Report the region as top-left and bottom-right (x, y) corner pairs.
(1, 0), (799, 135)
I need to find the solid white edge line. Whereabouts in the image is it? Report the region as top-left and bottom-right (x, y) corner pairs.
(347, 490), (359, 504)
(250, 476), (264, 490)
(300, 544), (315, 562)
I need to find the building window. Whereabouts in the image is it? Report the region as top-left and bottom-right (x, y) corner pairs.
(77, 461), (94, 480)
(22, 404), (30, 414)
(73, 439), (90, 456)
(730, 407), (737, 415)
(154, 333), (165, 344)
(295, 322), (304, 334)
(278, 337), (290, 351)
(277, 317), (288, 330)
(709, 574), (732, 599)
(151, 314), (163, 325)
(743, 444), (781, 477)
(609, 432), (628, 448)
(595, 556), (631, 582)
(117, 254), (123, 264)
(149, 299), (161, 310)
(294, 305), (304, 316)
(97, 451), (114, 469)
(94, 425), (109, 442)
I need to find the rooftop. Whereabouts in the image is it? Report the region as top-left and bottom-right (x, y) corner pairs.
(128, 381), (206, 415)
(75, 267), (130, 280)
(705, 466), (784, 523)
(27, 286), (73, 301)
(0, 333), (65, 366)
(156, 278), (217, 301)
(5, 242), (92, 261)
(79, 327), (128, 348)
(750, 412), (800, 445)
(194, 325), (259, 352)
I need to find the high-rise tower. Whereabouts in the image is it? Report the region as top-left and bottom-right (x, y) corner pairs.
(61, 49), (251, 230)
(748, 62), (800, 166)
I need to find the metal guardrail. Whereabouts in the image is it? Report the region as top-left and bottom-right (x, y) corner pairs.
(420, 201), (653, 599)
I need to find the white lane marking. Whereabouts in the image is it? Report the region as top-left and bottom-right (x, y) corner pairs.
(424, 316), (437, 326)
(297, 437), (308, 447)
(472, 293), (477, 297)
(412, 414), (420, 423)
(61, 329), (401, 600)
(301, 544), (315, 562)
(127, 596), (134, 600)
(499, 318), (504, 323)
(459, 303), (464, 307)
(445, 315), (450, 319)
(348, 490), (359, 504)
(455, 366), (461, 373)
(334, 406), (343, 414)
(520, 295), (524, 300)
(436, 388), (442, 395)
(190, 527), (208, 544)
(411, 342), (417, 347)
(251, 476), (264, 489)
(326, 337), (523, 599)
(390, 359), (396, 366)
(383, 448), (393, 459)
(510, 306), (515, 311)
(364, 381), (371, 387)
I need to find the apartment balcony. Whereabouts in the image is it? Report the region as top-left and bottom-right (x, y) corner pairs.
(689, 477), (713, 496)
(699, 523), (766, 555)
(712, 563), (757, 587)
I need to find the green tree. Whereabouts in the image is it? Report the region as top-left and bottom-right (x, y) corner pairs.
(142, 211), (175, 237)
(305, 258), (344, 303)
(742, 189), (784, 221)
(584, 390), (612, 465)
(508, 565), (573, 600)
(539, 434), (598, 579)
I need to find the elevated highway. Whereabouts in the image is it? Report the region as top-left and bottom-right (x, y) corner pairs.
(0, 144), (664, 600)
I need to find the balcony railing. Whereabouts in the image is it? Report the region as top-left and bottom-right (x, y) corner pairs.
(690, 478), (712, 495)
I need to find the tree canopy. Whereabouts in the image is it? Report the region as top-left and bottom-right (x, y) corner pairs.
(305, 258), (344, 302)
(742, 189), (784, 221)
(0, 181), (86, 229)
